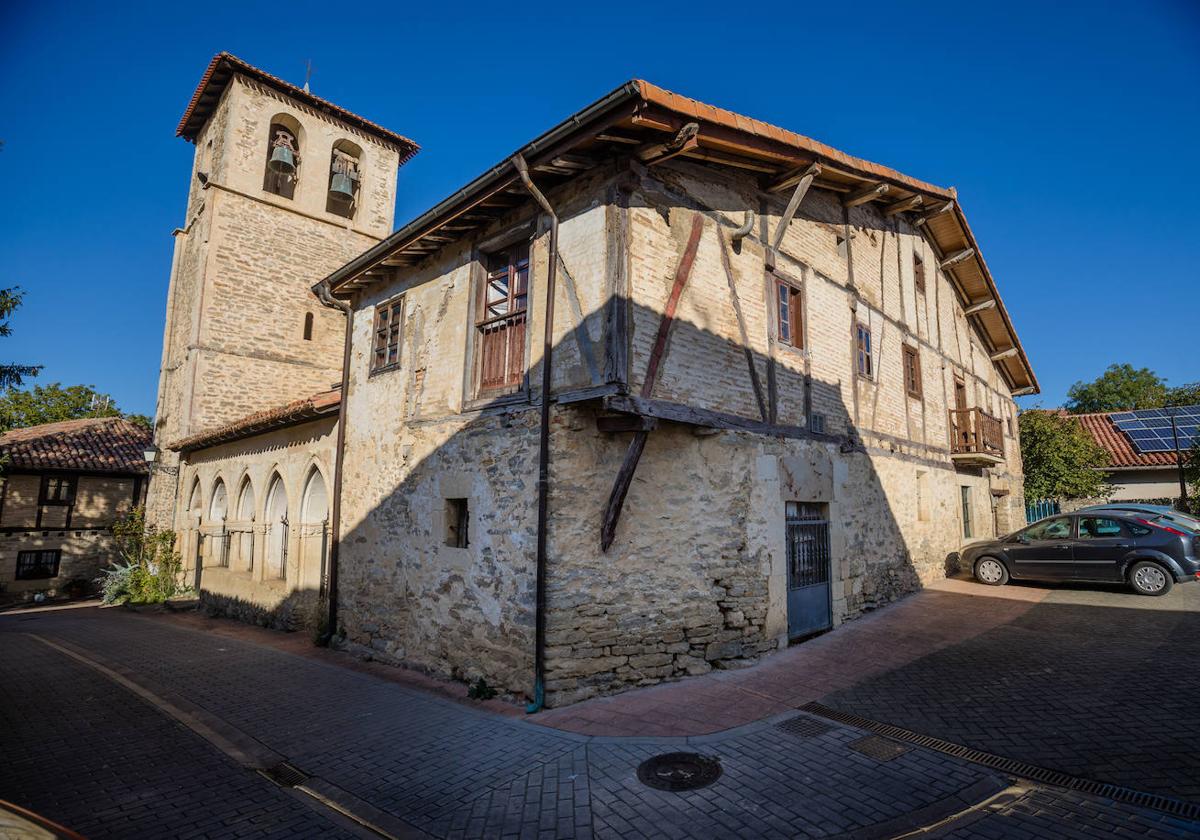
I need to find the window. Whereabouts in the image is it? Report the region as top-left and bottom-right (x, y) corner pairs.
(327, 140), (362, 218)
(775, 280), (803, 348)
(913, 252), (926, 295)
(303, 312), (314, 341)
(16, 549), (61, 580)
(371, 297), (405, 374)
(902, 344), (922, 398)
(1024, 517), (1072, 541)
(1078, 517), (1124, 539)
(263, 120), (301, 199)
(960, 486), (973, 539)
(40, 475), (76, 505)
(475, 243), (530, 394)
(855, 323), (873, 378)
(445, 498), (469, 548)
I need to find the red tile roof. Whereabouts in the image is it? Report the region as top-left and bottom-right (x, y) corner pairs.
(0, 417), (151, 474)
(1074, 412), (1178, 468)
(177, 53), (419, 162)
(170, 389), (341, 453)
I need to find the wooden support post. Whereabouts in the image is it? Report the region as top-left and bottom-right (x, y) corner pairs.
(768, 161), (821, 194)
(940, 248), (975, 269)
(600, 213), (705, 552)
(770, 163), (821, 252)
(963, 298), (996, 316)
(843, 182), (889, 208)
(990, 347), (1018, 362)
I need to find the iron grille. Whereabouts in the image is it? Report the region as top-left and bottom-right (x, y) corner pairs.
(786, 503), (830, 589)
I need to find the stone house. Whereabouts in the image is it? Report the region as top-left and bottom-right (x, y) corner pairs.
(150, 57), (1037, 707)
(0, 418), (150, 602)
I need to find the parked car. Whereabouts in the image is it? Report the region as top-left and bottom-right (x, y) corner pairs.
(964, 511), (1200, 595)
(1076, 502), (1200, 533)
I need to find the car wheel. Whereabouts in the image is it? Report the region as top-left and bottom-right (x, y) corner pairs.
(974, 557), (1009, 586)
(1129, 561), (1173, 596)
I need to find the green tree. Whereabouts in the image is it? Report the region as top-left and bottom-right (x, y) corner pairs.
(1065, 364), (1169, 414)
(1019, 409), (1110, 500)
(0, 288), (41, 390)
(0, 382), (135, 432)
(1166, 381), (1200, 408)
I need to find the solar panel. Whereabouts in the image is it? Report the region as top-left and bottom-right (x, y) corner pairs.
(1108, 404), (1200, 455)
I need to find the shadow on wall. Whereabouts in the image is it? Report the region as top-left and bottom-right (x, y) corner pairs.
(327, 293), (994, 707)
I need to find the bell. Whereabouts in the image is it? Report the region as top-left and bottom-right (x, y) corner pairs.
(268, 145), (295, 174)
(329, 172), (355, 202)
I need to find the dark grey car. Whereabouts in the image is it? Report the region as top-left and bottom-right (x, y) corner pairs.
(963, 511), (1200, 595)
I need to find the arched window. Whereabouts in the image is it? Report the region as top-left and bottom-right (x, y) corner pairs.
(303, 312), (314, 341)
(209, 479), (229, 567)
(235, 477), (255, 572)
(263, 114), (303, 200)
(186, 479), (204, 579)
(326, 139), (362, 218)
(265, 474), (289, 580)
(301, 469), (330, 594)
(187, 478), (203, 523)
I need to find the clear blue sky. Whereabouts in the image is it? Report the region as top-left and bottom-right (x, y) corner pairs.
(1, 0), (1196, 417)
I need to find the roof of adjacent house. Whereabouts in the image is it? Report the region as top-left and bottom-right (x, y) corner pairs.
(1074, 412), (1178, 468)
(315, 79), (1036, 393)
(0, 417), (151, 474)
(170, 389), (341, 454)
(177, 52), (419, 160)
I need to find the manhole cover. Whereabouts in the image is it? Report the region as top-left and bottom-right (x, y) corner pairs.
(637, 752), (722, 792)
(260, 761), (310, 788)
(776, 714), (836, 738)
(849, 735), (911, 762)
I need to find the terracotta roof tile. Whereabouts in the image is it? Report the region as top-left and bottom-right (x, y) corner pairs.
(1074, 412), (1178, 468)
(170, 389), (341, 453)
(0, 417), (151, 474)
(177, 53), (419, 162)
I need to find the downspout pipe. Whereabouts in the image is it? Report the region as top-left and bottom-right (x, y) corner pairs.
(512, 153), (558, 714)
(315, 280), (354, 645)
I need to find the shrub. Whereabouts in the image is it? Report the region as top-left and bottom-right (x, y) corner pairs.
(97, 507), (187, 604)
(467, 677), (497, 701)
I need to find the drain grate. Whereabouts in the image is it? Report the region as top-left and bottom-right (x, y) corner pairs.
(776, 714), (836, 739)
(848, 734), (911, 762)
(802, 702), (1200, 821)
(260, 761), (311, 788)
(637, 752), (722, 792)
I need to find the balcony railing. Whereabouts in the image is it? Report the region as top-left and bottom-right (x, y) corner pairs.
(949, 407), (1004, 459)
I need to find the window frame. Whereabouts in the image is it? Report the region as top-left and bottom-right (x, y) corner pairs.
(16, 549), (61, 580)
(773, 276), (804, 350)
(39, 474), (77, 506)
(902, 344), (923, 399)
(913, 251), (926, 296)
(855, 322), (874, 379)
(369, 295), (405, 376)
(471, 240), (532, 399)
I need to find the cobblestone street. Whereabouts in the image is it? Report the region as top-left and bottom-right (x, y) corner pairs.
(2, 589), (1198, 839)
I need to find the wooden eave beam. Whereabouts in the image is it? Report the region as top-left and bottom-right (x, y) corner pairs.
(681, 148), (777, 173)
(940, 248), (975, 269)
(963, 298), (996, 316)
(990, 347), (1019, 362)
(768, 161), (821, 194)
(637, 122), (701, 166)
(883, 194), (924, 216)
(914, 200), (955, 227)
(843, 182), (890, 208)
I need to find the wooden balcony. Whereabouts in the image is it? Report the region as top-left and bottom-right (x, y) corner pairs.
(949, 407), (1005, 466)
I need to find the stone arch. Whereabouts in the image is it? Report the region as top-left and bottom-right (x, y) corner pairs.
(263, 112), (304, 199)
(234, 475), (256, 571)
(326, 138), (362, 218)
(264, 472), (290, 581)
(208, 477), (230, 567)
(300, 466), (331, 593)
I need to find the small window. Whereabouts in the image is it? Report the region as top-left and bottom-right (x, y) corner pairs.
(810, 413), (826, 434)
(855, 323), (873, 378)
(902, 345), (922, 398)
(961, 486), (973, 539)
(775, 280), (803, 348)
(303, 312), (314, 341)
(913, 252), (926, 295)
(40, 475), (76, 506)
(475, 242), (530, 395)
(1079, 517), (1124, 539)
(445, 498), (469, 548)
(16, 549), (61, 580)
(371, 297), (405, 374)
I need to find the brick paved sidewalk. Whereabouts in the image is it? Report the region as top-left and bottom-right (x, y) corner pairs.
(3, 605), (1197, 839)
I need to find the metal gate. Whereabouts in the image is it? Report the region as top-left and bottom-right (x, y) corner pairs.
(786, 502), (832, 639)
